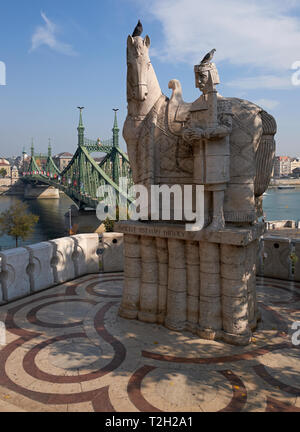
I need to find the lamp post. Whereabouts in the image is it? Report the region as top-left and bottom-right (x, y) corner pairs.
(68, 207), (72, 234)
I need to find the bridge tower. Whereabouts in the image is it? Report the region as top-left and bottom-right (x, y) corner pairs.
(77, 107), (85, 147)
(31, 138), (34, 157)
(112, 108), (120, 184)
(22, 107), (133, 213)
(77, 107), (85, 209)
(48, 138), (52, 157)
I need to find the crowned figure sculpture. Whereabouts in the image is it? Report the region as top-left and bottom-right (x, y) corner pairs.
(182, 61), (233, 230)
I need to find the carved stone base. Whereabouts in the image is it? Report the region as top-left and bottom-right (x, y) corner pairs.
(222, 330), (252, 346)
(118, 307), (138, 320)
(116, 221), (264, 346)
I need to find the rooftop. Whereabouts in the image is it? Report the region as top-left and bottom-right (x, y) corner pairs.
(53, 152), (73, 158)
(0, 158), (10, 166)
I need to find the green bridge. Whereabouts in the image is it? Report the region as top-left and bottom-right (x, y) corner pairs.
(22, 109), (133, 210)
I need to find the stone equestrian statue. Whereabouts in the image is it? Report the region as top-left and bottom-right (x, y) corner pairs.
(123, 26), (276, 229)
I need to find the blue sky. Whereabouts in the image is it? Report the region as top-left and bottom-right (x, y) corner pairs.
(0, 0), (300, 157)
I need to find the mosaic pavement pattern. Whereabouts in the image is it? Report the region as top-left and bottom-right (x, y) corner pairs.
(0, 273), (299, 412)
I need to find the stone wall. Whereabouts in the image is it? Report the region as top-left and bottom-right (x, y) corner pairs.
(0, 234), (100, 304)
(266, 220), (298, 230)
(100, 232), (124, 273)
(257, 235), (300, 281)
(0, 178), (13, 187)
(24, 184), (60, 199)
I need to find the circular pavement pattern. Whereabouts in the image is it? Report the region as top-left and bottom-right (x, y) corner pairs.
(0, 273), (299, 412)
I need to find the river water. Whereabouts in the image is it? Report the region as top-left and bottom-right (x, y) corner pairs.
(0, 194), (74, 250)
(0, 188), (299, 250)
(262, 188), (300, 222)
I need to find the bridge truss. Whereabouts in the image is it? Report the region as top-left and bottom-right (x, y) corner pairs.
(22, 109), (133, 210)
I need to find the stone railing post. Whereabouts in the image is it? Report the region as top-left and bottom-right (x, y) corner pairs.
(263, 236), (291, 280)
(293, 239), (300, 282)
(26, 242), (55, 293)
(256, 237), (264, 277)
(0, 248), (30, 302)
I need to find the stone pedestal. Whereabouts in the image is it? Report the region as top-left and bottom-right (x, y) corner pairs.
(116, 221), (264, 346)
(26, 242), (55, 293)
(24, 184), (59, 199)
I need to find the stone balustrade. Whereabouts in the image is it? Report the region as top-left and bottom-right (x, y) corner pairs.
(257, 235), (300, 281)
(0, 233), (100, 304)
(1, 228), (299, 306)
(100, 233), (124, 273)
(266, 220), (298, 230)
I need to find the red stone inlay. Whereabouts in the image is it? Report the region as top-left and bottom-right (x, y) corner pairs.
(0, 332), (108, 404)
(65, 275), (104, 296)
(142, 342), (291, 365)
(259, 304), (289, 336)
(127, 365), (161, 412)
(64, 274), (123, 296)
(266, 397), (300, 412)
(218, 370), (247, 412)
(5, 293), (66, 338)
(253, 364), (300, 396)
(92, 386), (115, 412)
(257, 280), (300, 304)
(127, 366), (247, 413)
(0, 274), (297, 411)
(0, 301), (126, 405)
(86, 280), (122, 299)
(26, 298), (97, 328)
(20, 303), (126, 384)
(23, 332), (93, 384)
(257, 276), (300, 292)
(93, 302), (127, 374)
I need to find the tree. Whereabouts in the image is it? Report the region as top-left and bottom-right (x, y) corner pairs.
(0, 202), (39, 247)
(0, 168), (7, 178)
(103, 206), (126, 232)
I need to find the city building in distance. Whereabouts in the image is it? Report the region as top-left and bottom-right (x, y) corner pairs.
(0, 157), (19, 187)
(273, 156), (300, 178)
(53, 152), (73, 171)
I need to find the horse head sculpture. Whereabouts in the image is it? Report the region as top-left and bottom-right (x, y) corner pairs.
(127, 35), (151, 102)
(126, 35), (162, 119)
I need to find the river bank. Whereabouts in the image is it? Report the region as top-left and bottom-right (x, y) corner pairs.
(269, 178), (300, 188)
(0, 194), (74, 250)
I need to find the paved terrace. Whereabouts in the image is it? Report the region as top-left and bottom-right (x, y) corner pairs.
(0, 273), (299, 412)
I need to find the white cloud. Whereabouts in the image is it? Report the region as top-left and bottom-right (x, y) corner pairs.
(225, 75), (292, 90)
(144, 0), (300, 89)
(30, 12), (77, 56)
(254, 99), (280, 110)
